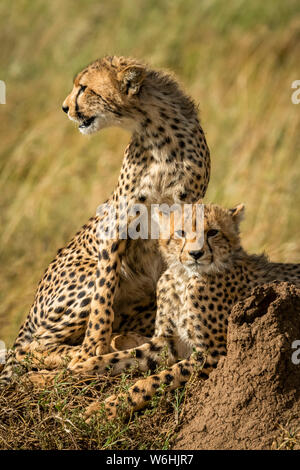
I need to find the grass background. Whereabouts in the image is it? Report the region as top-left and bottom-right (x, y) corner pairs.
(0, 0), (299, 346)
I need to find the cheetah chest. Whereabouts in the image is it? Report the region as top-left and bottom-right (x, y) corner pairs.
(136, 161), (190, 205)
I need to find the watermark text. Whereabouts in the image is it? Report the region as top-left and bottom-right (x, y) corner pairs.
(0, 80), (6, 104)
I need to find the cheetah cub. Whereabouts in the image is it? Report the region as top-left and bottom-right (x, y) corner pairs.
(85, 202), (300, 419)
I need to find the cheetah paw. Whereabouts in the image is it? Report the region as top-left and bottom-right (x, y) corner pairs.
(84, 396), (118, 423)
(68, 354), (108, 375)
(25, 370), (58, 388)
(84, 401), (103, 423)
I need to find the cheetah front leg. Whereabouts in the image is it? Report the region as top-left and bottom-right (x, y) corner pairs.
(15, 342), (81, 370)
(76, 335), (179, 417)
(85, 347), (206, 420)
(12, 333), (150, 389)
(0, 325), (84, 386)
(0, 343), (80, 387)
(68, 237), (127, 370)
(68, 207), (156, 371)
(23, 333), (148, 370)
(69, 335), (177, 376)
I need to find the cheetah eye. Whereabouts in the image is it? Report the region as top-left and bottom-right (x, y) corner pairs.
(207, 229), (219, 238)
(175, 230), (186, 238)
(78, 85), (87, 95)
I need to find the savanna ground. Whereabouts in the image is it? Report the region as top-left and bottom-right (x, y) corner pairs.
(0, 0), (299, 449)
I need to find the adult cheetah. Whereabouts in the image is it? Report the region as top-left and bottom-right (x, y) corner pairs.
(83, 202), (300, 419)
(0, 56), (210, 384)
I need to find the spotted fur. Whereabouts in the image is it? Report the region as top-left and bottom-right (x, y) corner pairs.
(84, 202), (300, 419)
(0, 56), (210, 384)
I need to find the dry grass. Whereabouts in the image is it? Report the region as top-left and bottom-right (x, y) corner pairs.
(0, 366), (199, 450)
(0, 0), (299, 450)
(0, 0), (299, 345)
(272, 422), (300, 450)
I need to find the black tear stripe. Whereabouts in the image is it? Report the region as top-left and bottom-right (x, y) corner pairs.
(75, 87), (94, 122)
(180, 238), (187, 258)
(75, 88), (84, 120)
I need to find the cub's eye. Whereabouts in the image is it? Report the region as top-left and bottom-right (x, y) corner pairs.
(175, 230), (186, 238)
(207, 229), (219, 238)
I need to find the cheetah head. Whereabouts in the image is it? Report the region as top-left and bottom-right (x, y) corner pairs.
(62, 56), (146, 135)
(158, 202), (245, 275)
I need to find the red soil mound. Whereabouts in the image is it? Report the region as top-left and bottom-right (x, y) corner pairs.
(174, 282), (300, 450)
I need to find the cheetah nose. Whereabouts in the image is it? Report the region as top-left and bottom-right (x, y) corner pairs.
(62, 105), (69, 114)
(189, 250), (204, 260)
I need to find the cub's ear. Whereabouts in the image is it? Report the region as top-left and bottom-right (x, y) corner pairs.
(117, 66), (146, 96)
(229, 203), (245, 226)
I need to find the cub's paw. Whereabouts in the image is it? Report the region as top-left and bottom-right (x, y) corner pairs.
(25, 370), (58, 388)
(68, 354), (108, 375)
(84, 395), (119, 423)
(67, 349), (93, 372)
(104, 394), (119, 419)
(84, 401), (103, 423)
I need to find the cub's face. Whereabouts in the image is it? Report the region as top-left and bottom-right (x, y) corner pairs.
(62, 56), (146, 135)
(158, 203), (245, 275)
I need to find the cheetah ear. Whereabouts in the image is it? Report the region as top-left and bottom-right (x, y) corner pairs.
(117, 66), (146, 97)
(229, 204), (245, 226)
